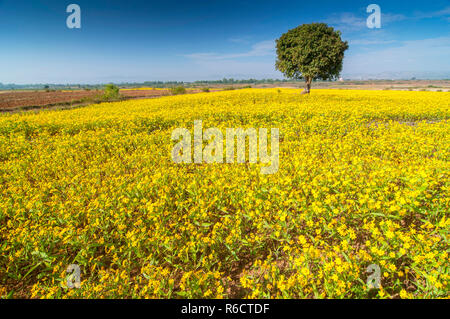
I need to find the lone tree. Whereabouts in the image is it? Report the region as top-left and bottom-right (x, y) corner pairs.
(276, 23), (348, 94)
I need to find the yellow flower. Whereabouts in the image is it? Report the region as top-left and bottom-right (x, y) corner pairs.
(1, 88), (447, 299)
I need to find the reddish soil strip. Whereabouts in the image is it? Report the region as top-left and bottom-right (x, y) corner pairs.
(0, 89), (171, 111)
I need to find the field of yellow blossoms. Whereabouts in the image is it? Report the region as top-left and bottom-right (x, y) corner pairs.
(0, 89), (448, 299)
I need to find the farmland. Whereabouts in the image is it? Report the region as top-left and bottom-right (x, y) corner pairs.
(0, 89), (449, 299)
(0, 88), (171, 112)
(2, 80), (449, 113)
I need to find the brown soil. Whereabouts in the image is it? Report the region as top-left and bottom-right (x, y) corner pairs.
(0, 89), (171, 111)
(1, 80), (448, 112)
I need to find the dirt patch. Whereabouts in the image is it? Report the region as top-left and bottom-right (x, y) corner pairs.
(0, 89), (171, 112)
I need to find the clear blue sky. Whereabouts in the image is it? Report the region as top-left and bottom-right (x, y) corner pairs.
(1, 0), (449, 83)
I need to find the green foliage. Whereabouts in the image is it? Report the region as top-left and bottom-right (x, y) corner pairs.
(276, 23), (348, 92)
(102, 84), (120, 100)
(202, 87), (210, 92)
(170, 86), (187, 95)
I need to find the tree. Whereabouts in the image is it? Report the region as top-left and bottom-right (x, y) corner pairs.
(275, 23), (348, 94)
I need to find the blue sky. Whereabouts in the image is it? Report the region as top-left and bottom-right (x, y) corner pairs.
(0, 0), (449, 83)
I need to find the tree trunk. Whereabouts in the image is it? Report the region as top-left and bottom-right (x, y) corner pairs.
(301, 78), (312, 95)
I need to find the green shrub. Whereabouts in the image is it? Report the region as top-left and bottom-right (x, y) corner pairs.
(170, 86), (187, 95)
(102, 84), (120, 100)
(202, 87), (210, 93)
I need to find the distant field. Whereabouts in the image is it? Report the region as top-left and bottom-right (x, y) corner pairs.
(2, 80), (449, 112)
(0, 89), (171, 112)
(250, 80), (450, 91)
(1, 89), (448, 298)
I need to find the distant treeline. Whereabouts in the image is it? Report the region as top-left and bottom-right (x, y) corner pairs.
(0, 78), (299, 90)
(2, 78), (446, 91)
(192, 78), (293, 85)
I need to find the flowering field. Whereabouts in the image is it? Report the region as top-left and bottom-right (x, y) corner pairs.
(0, 89), (448, 299)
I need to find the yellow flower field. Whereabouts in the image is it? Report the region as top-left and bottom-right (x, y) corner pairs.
(0, 89), (448, 299)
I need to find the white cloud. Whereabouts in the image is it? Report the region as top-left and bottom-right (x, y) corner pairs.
(382, 13), (407, 24)
(184, 40), (275, 61)
(349, 39), (397, 45)
(326, 6), (449, 32)
(325, 12), (366, 32)
(343, 37), (450, 76)
(180, 40), (279, 79)
(413, 6), (450, 19)
(228, 37), (251, 44)
(325, 12), (406, 32)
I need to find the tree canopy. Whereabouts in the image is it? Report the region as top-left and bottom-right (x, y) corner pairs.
(276, 23), (349, 93)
